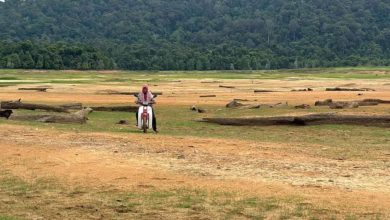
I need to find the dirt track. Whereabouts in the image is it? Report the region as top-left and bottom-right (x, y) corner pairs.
(1, 124), (389, 216)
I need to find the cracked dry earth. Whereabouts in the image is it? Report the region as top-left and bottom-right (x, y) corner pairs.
(1, 124), (389, 217)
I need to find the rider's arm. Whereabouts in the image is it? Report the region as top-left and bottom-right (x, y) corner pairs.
(135, 94), (141, 104)
(150, 93), (156, 104)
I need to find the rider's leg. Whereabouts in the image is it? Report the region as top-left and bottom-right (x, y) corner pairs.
(152, 108), (157, 132)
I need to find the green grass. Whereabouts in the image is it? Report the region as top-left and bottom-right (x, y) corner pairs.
(0, 76), (20, 80)
(0, 217), (20, 220)
(2, 104), (389, 160)
(104, 188), (345, 219)
(0, 171), (59, 197)
(0, 67), (389, 86)
(3, 170), (375, 219)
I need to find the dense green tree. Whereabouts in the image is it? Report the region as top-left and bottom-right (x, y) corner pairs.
(0, 0), (389, 70)
(0, 41), (113, 70)
(6, 54), (21, 69)
(21, 52), (35, 69)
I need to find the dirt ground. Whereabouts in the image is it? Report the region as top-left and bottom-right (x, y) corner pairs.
(0, 72), (390, 219)
(1, 77), (390, 106)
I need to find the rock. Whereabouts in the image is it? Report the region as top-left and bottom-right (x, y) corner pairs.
(248, 105), (261, 109)
(0, 109), (13, 119)
(177, 154), (186, 159)
(254, 89), (277, 93)
(315, 99), (333, 106)
(341, 174), (352, 178)
(219, 85), (235, 89)
(197, 108), (206, 113)
(191, 105), (206, 113)
(200, 95), (216, 98)
(117, 120), (129, 125)
(326, 87), (375, 91)
(190, 105), (198, 111)
(291, 88), (313, 92)
(240, 104), (260, 109)
(294, 104), (311, 109)
(226, 100), (244, 108)
(329, 101), (359, 109)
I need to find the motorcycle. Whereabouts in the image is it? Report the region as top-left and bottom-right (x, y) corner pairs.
(135, 94), (157, 133)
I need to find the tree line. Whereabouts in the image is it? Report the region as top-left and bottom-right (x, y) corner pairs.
(0, 0), (389, 70)
(0, 41), (114, 70)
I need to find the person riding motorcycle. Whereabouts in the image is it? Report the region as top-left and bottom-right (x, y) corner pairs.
(135, 85), (158, 133)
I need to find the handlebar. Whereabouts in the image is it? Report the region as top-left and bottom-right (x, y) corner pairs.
(133, 94), (158, 98)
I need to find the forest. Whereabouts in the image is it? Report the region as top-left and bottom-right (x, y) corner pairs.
(0, 0), (389, 70)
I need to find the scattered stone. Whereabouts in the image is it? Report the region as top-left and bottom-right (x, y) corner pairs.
(190, 105), (198, 111)
(254, 89), (277, 93)
(117, 120), (129, 125)
(315, 99), (333, 106)
(329, 101), (359, 109)
(291, 88), (313, 92)
(326, 87), (375, 92)
(177, 154), (186, 159)
(219, 85), (235, 89)
(0, 109), (13, 119)
(18, 87), (50, 92)
(269, 102), (288, 108)
(197, 108), (206, 113)
(226, 100), (244, 108)
(191, 105), (206, 113)
(294, 104), (311, 109)
(200, 95), (216, 98)
(248, 105), (261, 109)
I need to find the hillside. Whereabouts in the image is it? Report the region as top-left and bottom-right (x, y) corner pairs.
(0, 0), (389, 70)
